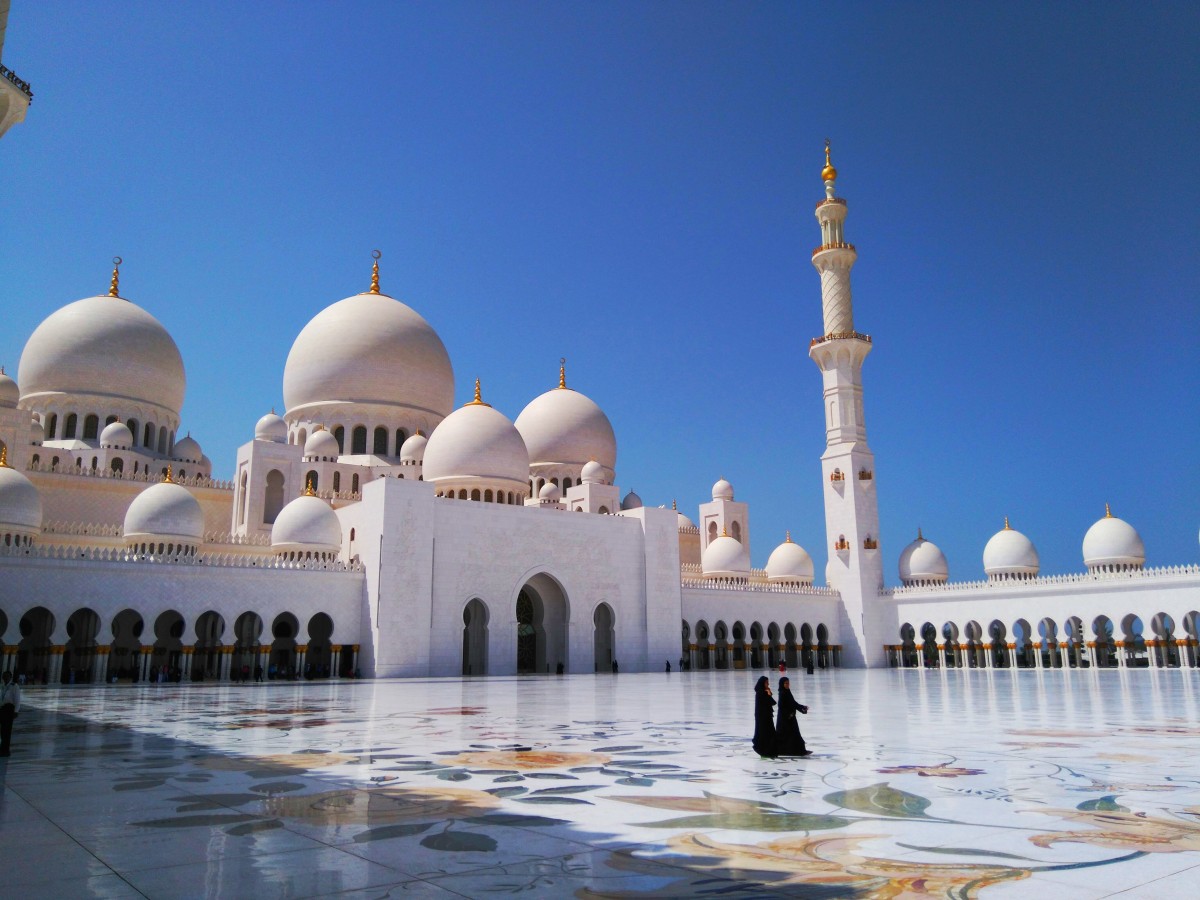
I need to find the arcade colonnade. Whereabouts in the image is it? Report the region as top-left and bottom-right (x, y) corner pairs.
(680, 617), (842, 671)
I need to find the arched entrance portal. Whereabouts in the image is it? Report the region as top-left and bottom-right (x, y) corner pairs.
(516, 574), (569, 674)
(463, 599), (489, 676)
(593, 603), (614, 672)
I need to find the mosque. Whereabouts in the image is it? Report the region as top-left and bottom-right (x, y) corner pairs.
(1, 130), (1198, 681)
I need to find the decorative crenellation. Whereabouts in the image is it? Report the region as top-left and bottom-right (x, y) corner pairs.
(42, 521), (123, 537)
(681, 576), (838, 596)
(0, 541), (364, 571)
(810, 331), (872, 348)
(25, 461), (234, 490)
(882, 563), (1200, 596)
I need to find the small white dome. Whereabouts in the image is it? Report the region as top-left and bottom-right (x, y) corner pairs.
(1083, 506), (1145, 572)
(712, 478), (734, 501)
(255, 412), (288, 443)
(272, 493), (342, 556)
(172, 433), (203, 463)
(124, 478), (204, 547)
(304, 429), (341, 460)
(702, 533), (750, 578)
(766, 534), (814, 583)
(621, 489), (643, 510)
(581, 459), (606, 484)
(400, 432), (428, 462)
(0, 369), (18, 407)
(30, 419), (44, 444)
(983, 521), (1040, 578)
(898, 532), (949, 584)
(422, 389), (530, 493)
(0, 457), (43, 539)
(514, 380), (617, 473)
(539, 481), (561, 501)
(100, 421), (134, 449)
(677, 511), (696, 530)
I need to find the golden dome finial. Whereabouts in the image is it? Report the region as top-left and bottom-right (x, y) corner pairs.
(466, 378), (492, 407)
(672, 498), (677, 510)
(163, 465), (174, 484)
(917, 526), (923, 541)
(0, 445), (8, 468)
(821, 139), (837, 182)
(785, 530), (792, 543)
(304, 477), (316, 496)
(721, 525), (729, 537)
(369, 249), (381, 294)
(1004, 516), (1011, 530)
(558, 357), (567, 389)
(1105, 502), (1112, 518)
(108, 256), (123, 298)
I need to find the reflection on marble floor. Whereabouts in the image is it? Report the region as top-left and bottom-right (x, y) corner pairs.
(2, 669), (1199, 898)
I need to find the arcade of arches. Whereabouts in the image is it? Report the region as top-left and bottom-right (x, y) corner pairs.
(0, 607), (360, 684)
(887, 612), (1200, 670)
(680, 618), (841, 671)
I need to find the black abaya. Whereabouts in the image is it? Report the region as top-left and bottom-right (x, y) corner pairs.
(752, 686), (777, 758)
(775, 683), (808, 756)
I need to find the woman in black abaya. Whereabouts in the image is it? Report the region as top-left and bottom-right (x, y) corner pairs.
(775, 676), (811, 757)
(751, 675), (777, 759)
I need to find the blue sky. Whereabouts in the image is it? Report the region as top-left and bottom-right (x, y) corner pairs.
(1, 1), (1197, 583)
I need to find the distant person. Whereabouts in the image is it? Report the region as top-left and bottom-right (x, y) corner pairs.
(665, 660), (671, 673)
(751, 675), (777, 759)
(0, 670), (21, 757)
(775, 676), (811, 757)
(611, 660), (619, 674)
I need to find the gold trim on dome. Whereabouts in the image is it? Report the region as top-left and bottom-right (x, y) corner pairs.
(785, 530), (792, 543)
(369, 250), (381, 294)
(465, 378), (492, 407)
(163, 465), (174, 484)
(108, 256), (123, 298)
(1105, 502), (1112, 518)
(1004, 516), (1011, 530)
(304, 477), (316, 497)
(821, 139), (837, 182)
(0, 445), (8, 468)
(558, 357), (567, 389)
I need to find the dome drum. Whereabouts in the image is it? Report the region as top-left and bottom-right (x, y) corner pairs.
(287, 402), (444, 461)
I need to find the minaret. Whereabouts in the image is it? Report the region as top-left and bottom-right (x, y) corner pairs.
(808, 142), (885, 668)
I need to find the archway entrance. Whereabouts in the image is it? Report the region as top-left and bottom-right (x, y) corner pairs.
(463, 599), (489, 676)
(593, 603), (614, 673)
(515, 574), (568, 674)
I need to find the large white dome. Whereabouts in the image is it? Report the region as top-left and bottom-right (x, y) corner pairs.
(19, 294), (185, 418)
(172, 434), (203, 463)
(255, 412), (287, 443)
(272, 493), (342, 557)
(766, 534), (814, 583)
(422, 389), (529, 492)
(983, 520), (1040, 579)
(898, 531), (949, 585)
(0, 452), (42, 542)
(123, 478), (203, 547)
(283, 290), (454, 420)
(399, 432), (428, 461)
(702, 532), (750, 578)
(1083, 506), (1145, 572)
(514, 380), (616, 473)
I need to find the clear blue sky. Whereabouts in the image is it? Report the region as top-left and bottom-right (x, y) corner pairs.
(2, 1), (1197, 583)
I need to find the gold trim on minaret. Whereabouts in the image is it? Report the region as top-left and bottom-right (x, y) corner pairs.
(821, 139), (837, 182)
(369, 250), (381, 294)
(558, 357), (567, 389)
(108, 257), (123, 298)
(465, 378), (492, 407)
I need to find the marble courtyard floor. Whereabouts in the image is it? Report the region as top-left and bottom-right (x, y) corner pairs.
(2, 669), (1199, 899)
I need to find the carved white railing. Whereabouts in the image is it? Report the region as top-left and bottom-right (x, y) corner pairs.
(42, 521), (123, 537)
(883, 563), (1200, 597)
(26, 462), (233, 491)
(203, 531), (273, 546)
(682, 577), (838, 596)
(0, 542), (363, 572)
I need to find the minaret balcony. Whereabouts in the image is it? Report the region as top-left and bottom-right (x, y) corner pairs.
(815, 198), (847, 210)
(812, 241), (855, 258)
(809, 331), (872, 348)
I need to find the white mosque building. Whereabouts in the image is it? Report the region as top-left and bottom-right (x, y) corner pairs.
(1, 147), (1198, 684)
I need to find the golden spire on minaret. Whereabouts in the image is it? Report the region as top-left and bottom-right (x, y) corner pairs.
(821, 139), (837, 182)
(558, 357), (567, 389)
(369, 250), (381, 294)
(466, 378), (492, 407)
(108, 257), (123, 298)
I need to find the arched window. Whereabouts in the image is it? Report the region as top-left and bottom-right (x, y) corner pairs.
(83, 415), (100, 440)
(31, 454), (40, 467)
(351, 426), (367, 455)
(306, 469), (319, 491)
(105, 414), (118, 426)
(332, 471), (341, 492)
(332, 426), (345, 454)
(731, 521), (742, 542)
(395, 428), (408, 452)
(708, 521), (718, 544)
(157, 426), (167, 454)
(46, 413), (58, 439)
(471, 489), (481, 501)
(263, 470), (285, 524)
(351, 473), (360, 493)
(237, 472), (248, 526)
(143, 422), (155, 448)
(563, 477), (572, 491)
(127, 418), (139, 443)
(485, 489), (494, 502)
(65, 413), (78, 439)
(373, 426), (388, 455)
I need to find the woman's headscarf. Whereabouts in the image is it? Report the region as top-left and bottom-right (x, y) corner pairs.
(778, 677), (790, 693)
(755, 675), (770, 692)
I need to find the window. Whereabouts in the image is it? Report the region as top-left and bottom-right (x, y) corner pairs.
(144, 423), (155, 447)
(332, 472), (341, 492)
(83, 415), (99, 440)
(373, 426), (388, 455)
(46, 414), (57, 439)
(351, 473), (360, 493)
(333, 426), (345, 454)
(65, 413), (78, 439)
(352, 426), (367, 455)
(264, 470), (285, 524)
(395, 428), (408, 452)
